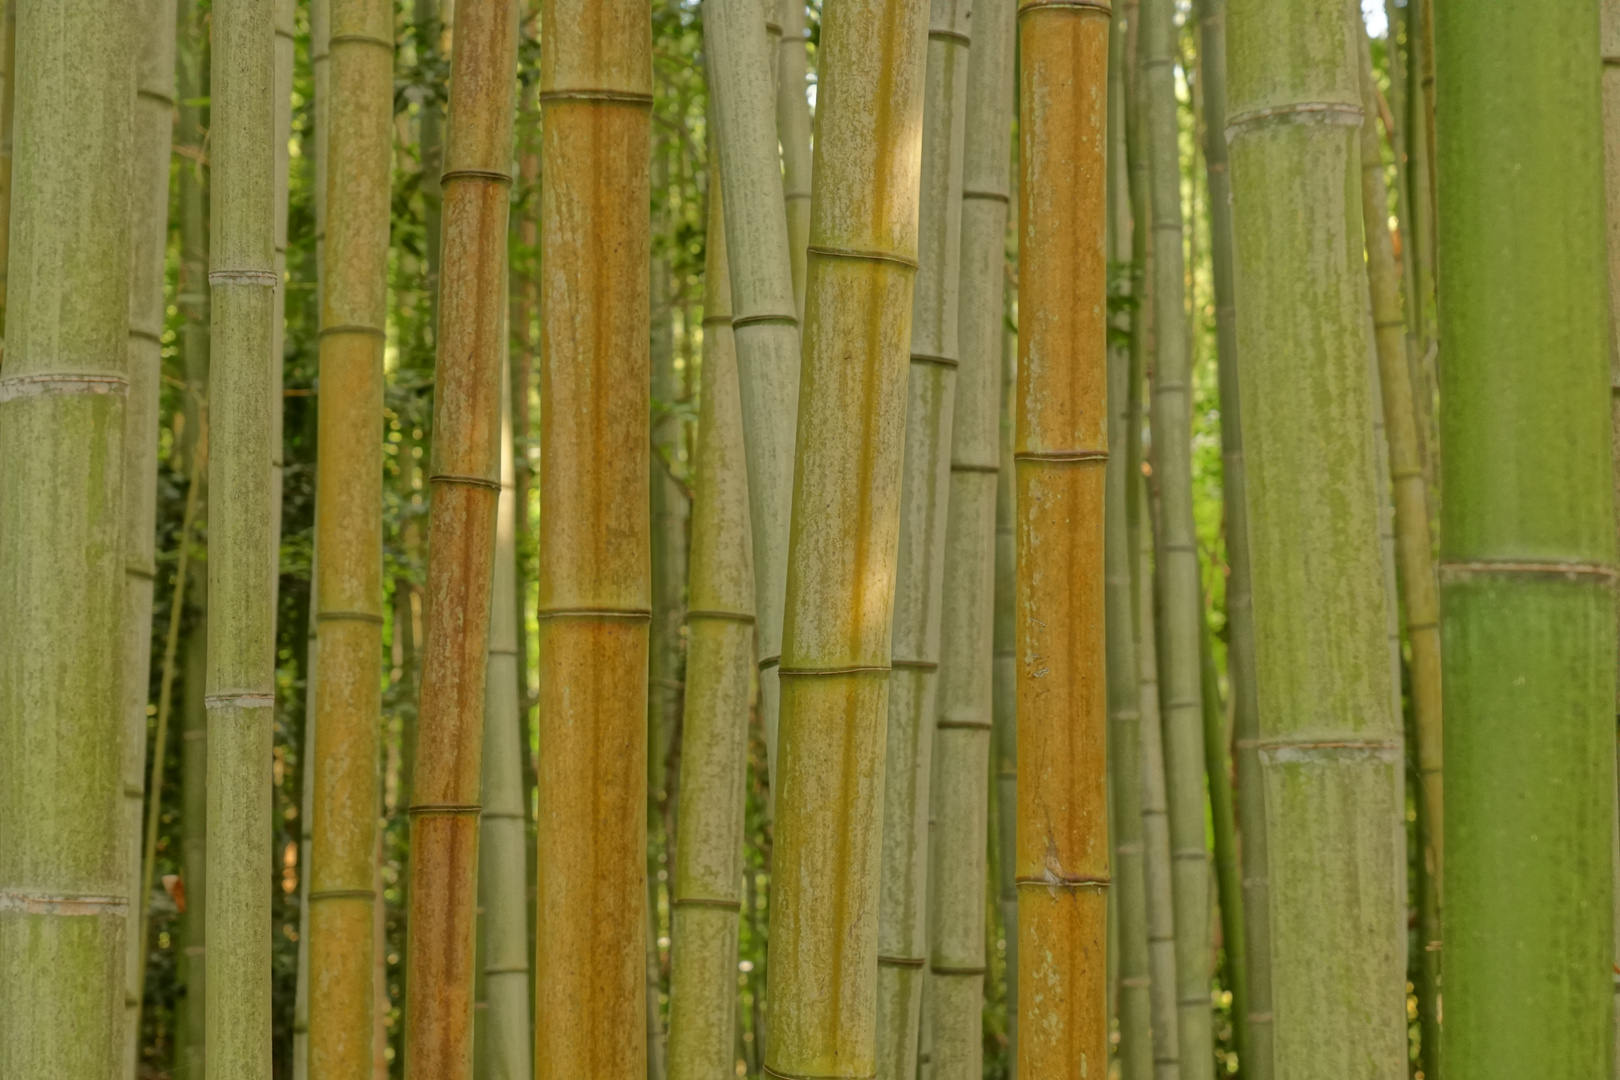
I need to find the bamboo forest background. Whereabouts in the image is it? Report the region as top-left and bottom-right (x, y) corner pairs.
(115, 1), (1433, 1077)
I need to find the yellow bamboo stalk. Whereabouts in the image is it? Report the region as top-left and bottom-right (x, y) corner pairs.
(1014, 2), (1110, 1078)
(764, 1), (930, 1076)
(307, 1), (393, 1077)
(1602, 1), (1620, 1064)
(402, 0), (517, 1074)
(534, 5), (651, 1079)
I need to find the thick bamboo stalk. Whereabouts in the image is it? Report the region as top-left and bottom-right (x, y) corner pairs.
(705, 0), (803, 789)
(1015, 2), (1109, 1076)
(775, 0), (813, 320)
(532, 6), (650, 1079)
(1434, 3), (1616, 1076)
(0, 0), (14, 335)
(666, 167), (755, 1080)
(123, 0), (178, 1071)
(1602, 0), (1620, 1065)
(927, 1), (1012, 1076)
(764, 1), (929, 1075)
(1224, 0), (1407, 1073)
(875, 0), (969, 1074)
(403, 0), (519, 1074)
(992, 292), (1018, 1079)
(307, 0), (393, 1075)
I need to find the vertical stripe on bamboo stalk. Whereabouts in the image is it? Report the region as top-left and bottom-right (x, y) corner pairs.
(1434, 3), (1616, 1077)
(307, 1), (392, 1076)
(926, 0), (1009, 1075)
(764, 1), (929, 1076)
(534, 5), (650, 1079)
(776, 0), (814, 321)
(402, 0), (518, 1075)
(992, 282), (1019, 1079)
(271, 0), (295, 598)
(667, 163), (755, 1080)
(0, 0), (15, 335)
(207, 0), (279, 1076)
(1015, 3), (1109, 1079)
(876, 1), (968, 1075)
(1224, 0), (1407, 1073)
(0, 0), (133, 1075)
(1601, 0), (1620, 1064)
(705, 0), (802, 790)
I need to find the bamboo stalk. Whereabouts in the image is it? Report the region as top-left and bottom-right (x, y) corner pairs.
(271, 0), (294, 597)
(992, 281), (1018, 1079)
(181, 621), (210, 1080)
(1434, 2), (1616, 1076)
(775, 0), (814, 321)
(876, 0), (970, 1074)
(666, 161), (755, 1080)
(764, 1), (930, 1075)
(307, 0), (393, 1075)
(402, 0), (519, 1074)
(1602, 0), (1620, 1066)
(1224, 0), (1406, 1072)
(1015, 2), (1110, 1077)
(1194, 589), (1243, 1076)
(0, 0), (14, 339)
(705, 0), (803, 791)
(532, 5), (650, 1079)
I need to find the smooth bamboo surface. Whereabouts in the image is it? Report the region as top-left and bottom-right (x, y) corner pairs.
(0, 0), (14, 328)
(992, 302), (1019, 1078)
(776, 0), (814, 320)
(271, 0), (294, 596)
(0, 2), (134, 1076)
(1225, 0), (1406, 1072)
(764, 1), (929, 1075)
(1435, 3), (1616, 1076)
(533, 5), (651, 1079)
(1602, 0), (1620, 1065)
(308, 1), (393, 1074)
(667, 173), (755, 1080)
(1015, 3), (1110, 1078)
(403, 0), (518, 1074)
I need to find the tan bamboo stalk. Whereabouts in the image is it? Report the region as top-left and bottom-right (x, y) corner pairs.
(1225, 0), (1408, 1071)
(402, 0), (518, 1073)
(926, 0), (1011, 1074)
(122, 0), (179, 1070)
(704, 0), (802, 788)
(764, 1), (929, 1076)
(992, 291), (1018, 1076)
(666, 165), (756, 1080)
(0, 0), (15, 339)
(1602, 1), (1620, 1064)
(532, 5), (650, 1078)
(181, 622), (209, 1080)
(477, 347), (533, 1080)
(875, 0), (969, 1074)
(775, 0), (814, 320)
(306, 0), (393, 1075)
(1015, 2), (1110, 1076)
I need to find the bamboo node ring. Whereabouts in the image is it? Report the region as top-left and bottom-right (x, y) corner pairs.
(763, 1067), (877, 1080)
(536, 607), (654, 621)
(1438, 560), (1618, 584)
(318, 323), (388, 339)
(937, 719), (993, 731)
(877, 954), (926, 968)
(687, 608), (757, 624)
(408, 803), (483, 816)
(538, 88), (655, 109)
(910, 352), (960, 369)
(1225, 101), (1363, 143)
(209, 269), (280, 287)
(429, 472), (502, 491)
(0, 891), (129, 915)
(440, 168), (513, 186)
(732, 312), (800, 329)
(1016, 873), (1110, 890)
(205, 693), (276, 709)
(950, 461), (1001, 473)
(328, 32), (395, 50)
(778, 664), (891, 677)
(672, 896), (743, 911)
(130, 326), (164, 344)
(309, 888), (377, 901)
(1014, 449), (1109, 463)
(758, 655), (781, 671)
(1018, 0), (1113, 15)
(961, 188), (1010, 203)
(806, 244), (920, 271)
(931, 964), (986, 976)
(0, 373), (130, 403)
(928, 28), (971, 45)
(891, 658), (938, 670)
(316, 610), (385, 624)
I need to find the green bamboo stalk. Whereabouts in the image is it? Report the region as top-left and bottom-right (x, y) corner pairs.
(992, 282), (1018, 1079)
(1225, 0), (1407, 1073)
(704, 0), (803, 792)
(181, 616), (209, 1080)
(415, 0), (444, 319)
(666, 164), (755, 1080)
(1602, 0), (1620, 1066)
(271, 0), (293, 593)
(875, 1), (969, 1074)
(1194, 591), (1243, 1076)
(0, 0), (15, 338)
(764, 1), (929, 1075)
(775, 0), (814, 321)
(1434, 3), (1616, 1077)
(1401, 0), (1439, 492)
(122, 0), (179, 1071)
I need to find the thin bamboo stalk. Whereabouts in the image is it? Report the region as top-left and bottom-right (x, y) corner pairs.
(1401, 0), (1439, 493)
(0, 0), (14, 339)
(123, 0), (179, 1070)
(1015, 2), (1109, 1077)
(181, 620), (209, 1080)
(876, 1), (969, 1074)
(992, 288), (1018, 1080)
(272, 0), (294, 594)
(402, 0), (519, 1074)
(533, 5), (650, 1079)
(775, 0), (814, 320)
(704, 0), (803, 791)
(764, 2), (930, 1076)
(1434, 2), (1616, 1076)
(1194, 591), (1242, 1075)
(307, 0), (392, 1075)
(1224, 0), (1407, 1072)
(666, 163), (755, 1080)
(1602, 0), (1620, 1067)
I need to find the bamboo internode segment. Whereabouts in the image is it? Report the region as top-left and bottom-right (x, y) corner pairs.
(0, 1), (134, 1075)
(1435, 3), (1616, 1077)
(775, 0), (814, 320)
(403, 0), (518, 1076)
(534, 5), (651, 1080)
(308, 2), (392, 1077)
(1015, 3), (1109, 1078)
(1224, 0), (1405, 1073)
(765, 1), (929, 1077)
(1602, 1), (1620, 1065)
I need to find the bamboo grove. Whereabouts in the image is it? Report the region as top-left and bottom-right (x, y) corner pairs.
(1, 1), (1617, 1079)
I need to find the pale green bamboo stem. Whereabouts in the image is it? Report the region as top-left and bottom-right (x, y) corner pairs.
(704, 0), (803, 791)
(0, 0), (133, 1075)
(992, 299), (1018, 1079)
(776, 0), (814, 321)
(1194, 590), (1243, 1075)
(1225, 0), (1407, 1072)
(666, 168), (755, 1080)
(764, 1), (930, 1074)
(271, 0), (293, 595)
(1603, 0), (1620, 1067)
(182, 619), (210, 1080)
(1435, 3), (1615, 1077)
(0, 0), (15, 336)
(1401, 0), (1439, 497)
(876, 2), (969, 1075)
